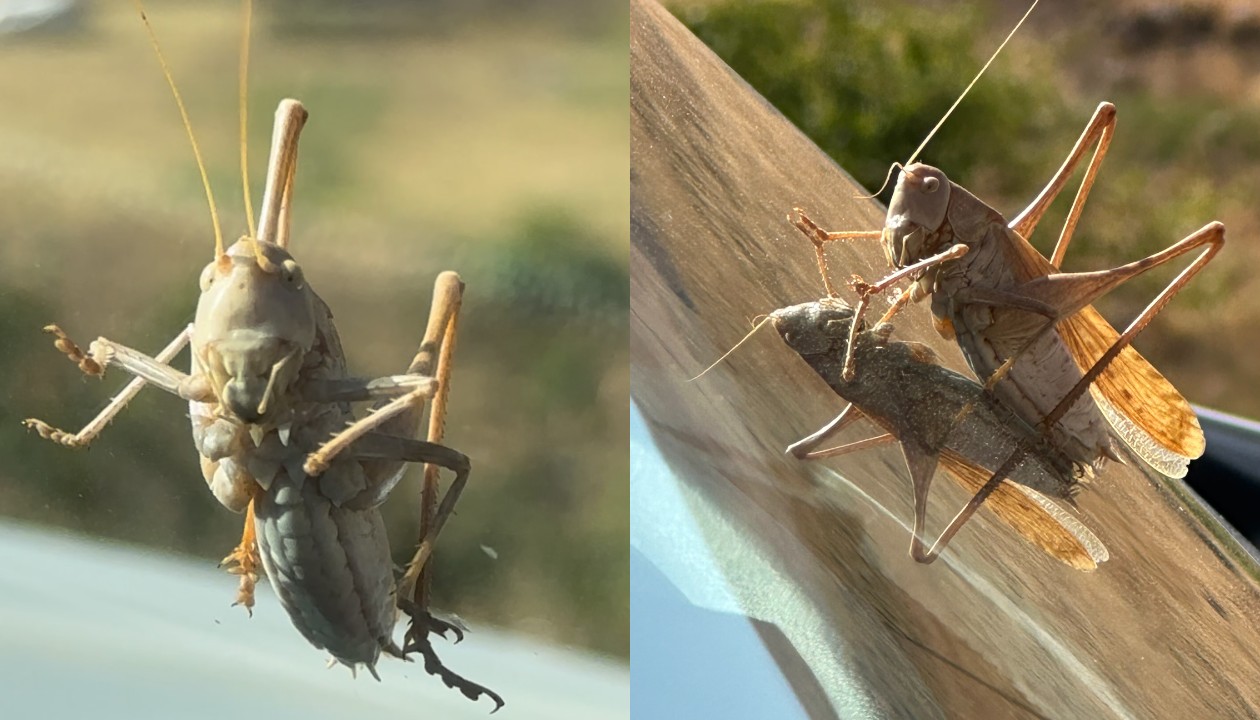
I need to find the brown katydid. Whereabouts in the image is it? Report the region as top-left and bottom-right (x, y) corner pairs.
(769, 296), (1108, 569)
(793, 0), (1222, 479)
(22, 0), (502, 708)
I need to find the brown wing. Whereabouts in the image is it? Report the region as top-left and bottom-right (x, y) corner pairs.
(941, 449), (1107, 571)
(1058, 307), (1204, 462)
(1009, 228), (1204, 467)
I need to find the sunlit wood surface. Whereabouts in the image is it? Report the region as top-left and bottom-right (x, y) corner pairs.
(630, 0), (1260, 716)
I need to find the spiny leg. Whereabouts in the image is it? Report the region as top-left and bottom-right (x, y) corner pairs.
(301, 375), (436, 403)
(412, 273), (462, 614)
(948, 221), (1223, 450)
(348, 261), (468, 657)
(302, 386), (436, 476)
(24, 325), (194, 447)
(840, 242), (969, 381)
(1039, 221), (1224, 433)
(1008, 101), (1116, 267)
(1015, 220), (1225, 323)
(302, 273), (463, 476)
(847, 243), (971, 301)
(348, 436), (472, 617)
(790, 210), (954, 383)
(960, 220), (1224, 439)
(349, 434), (500, 709)
(304, 273), (486, 701)
(876, 285), (916, 325)
(932, 224), (1221, 542)
(22, 324), (263, 605)
(403, 272), (485, 702)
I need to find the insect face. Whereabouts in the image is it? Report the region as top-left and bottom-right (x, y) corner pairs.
(193, 238), (316, 425)
(770, 298), (860, 358)
(884, 163), (951, 268)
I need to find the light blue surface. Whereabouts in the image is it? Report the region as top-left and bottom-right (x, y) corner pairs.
(630, 402), (809, 720)
(0, 520), (627, 719)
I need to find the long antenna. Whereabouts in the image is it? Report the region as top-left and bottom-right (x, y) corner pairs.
(133, 0), (225, 258)
(239, 0), (256, 240)
(690, 316), (774, 382)
(904, 0), (1040, 167)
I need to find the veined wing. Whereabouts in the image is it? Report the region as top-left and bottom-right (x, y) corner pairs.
(941, 449), (1108, 570)
(1059, 305), (1201, 478)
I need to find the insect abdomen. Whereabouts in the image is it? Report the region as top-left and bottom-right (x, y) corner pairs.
(254, 468), (400, 671)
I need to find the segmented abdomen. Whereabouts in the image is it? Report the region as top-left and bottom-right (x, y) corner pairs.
(254, 466), (400, 671)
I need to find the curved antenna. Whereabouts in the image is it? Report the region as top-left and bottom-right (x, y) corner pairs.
(853, 162), (904, 199)
(239, 0), (256, 240)
(690, 315), (774, 382)
(133, 0), (225, 259)
(904, 0), (1040, 167)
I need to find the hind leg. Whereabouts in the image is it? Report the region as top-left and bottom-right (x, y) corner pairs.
(349, 434), (500, 710)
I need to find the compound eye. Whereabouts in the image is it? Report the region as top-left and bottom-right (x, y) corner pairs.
(922, 176), (940, 193)
(199, 262), (216, 293)
(281, 259), (304, 289)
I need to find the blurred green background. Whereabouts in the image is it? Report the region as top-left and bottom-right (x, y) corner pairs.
(668, 0), (1259, 421)
(0, 1), (627, 658)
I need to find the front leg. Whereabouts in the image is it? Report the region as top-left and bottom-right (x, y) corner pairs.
(26, 325), (263, 610)
(789, 208), (883, 298)
(24, 325), (198, 447)
(842, 243), (969, 382)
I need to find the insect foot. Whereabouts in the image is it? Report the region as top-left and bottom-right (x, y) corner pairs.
(788, 207), (884, 298)
(22, 418), (84, 447)
(848, 274), (875, 297)
(219, 509), (260, 617)
(399, 599), (505, 712)
(44, 324), (104, 377)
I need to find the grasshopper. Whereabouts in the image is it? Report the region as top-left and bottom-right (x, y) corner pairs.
(770, 297), (1107, 569)
(793, 0), (1222, 480)
(23, 1), (502, 710)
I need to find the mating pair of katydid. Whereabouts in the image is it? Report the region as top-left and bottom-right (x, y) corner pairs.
(719, 4), (1223, 570)
(756, 104), (1220, 570)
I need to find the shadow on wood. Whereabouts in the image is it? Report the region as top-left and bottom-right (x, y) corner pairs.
(630, 0), (1260, 716)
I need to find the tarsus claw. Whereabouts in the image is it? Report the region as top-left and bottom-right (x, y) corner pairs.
(396, 599), (503, 711)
